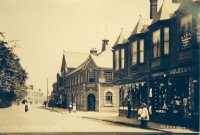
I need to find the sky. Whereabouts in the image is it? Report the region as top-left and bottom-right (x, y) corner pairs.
(0, 0), (163, 97)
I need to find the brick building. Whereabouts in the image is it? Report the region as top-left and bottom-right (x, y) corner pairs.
(55, 39), (119, 112)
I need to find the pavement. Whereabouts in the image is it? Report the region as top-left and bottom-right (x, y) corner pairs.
(43, 106), (199, 134)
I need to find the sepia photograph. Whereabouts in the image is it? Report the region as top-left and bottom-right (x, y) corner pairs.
(0, 0), (199, 134)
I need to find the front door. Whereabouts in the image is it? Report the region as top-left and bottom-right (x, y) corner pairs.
(87, 94), (96, 111)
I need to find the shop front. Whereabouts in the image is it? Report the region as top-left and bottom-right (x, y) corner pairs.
(149, 66), (199, 129)
(119, 80), (148, 118)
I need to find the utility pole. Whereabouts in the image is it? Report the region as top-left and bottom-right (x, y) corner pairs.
(47, 79), (49, 102)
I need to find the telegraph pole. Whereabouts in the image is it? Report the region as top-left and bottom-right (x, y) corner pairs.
(47, 79), (49, 102)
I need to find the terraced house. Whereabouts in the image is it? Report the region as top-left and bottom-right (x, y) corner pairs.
(113, 0), (199, 130)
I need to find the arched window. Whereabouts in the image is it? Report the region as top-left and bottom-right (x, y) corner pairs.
(106, 92), (113, 104)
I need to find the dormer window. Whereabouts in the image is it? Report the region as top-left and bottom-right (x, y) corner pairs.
(132, 41), (137, 65)
(153, 29), (161, 58)
(180, 14), (192, 48)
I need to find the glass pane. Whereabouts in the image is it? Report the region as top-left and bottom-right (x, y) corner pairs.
(153, 45), (157, 57)
(164, 27), (169, 41)
(121, 49), (125, 59)
(140, 39), (144, 51)
(153, 29), (160, 44)
(140, 52), (144, 63)
(132, 41), (137, 53)
(164, 41), (169, 55)
(115, 50), (119, 70)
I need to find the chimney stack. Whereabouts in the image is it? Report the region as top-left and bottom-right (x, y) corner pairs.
(150, 0), (158, 19)
(101, 39), (109, 52)
(90, 48), (97, 55)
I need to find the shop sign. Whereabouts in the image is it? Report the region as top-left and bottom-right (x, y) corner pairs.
(152, 72), (165, 78)
(169, 67), (192, 75)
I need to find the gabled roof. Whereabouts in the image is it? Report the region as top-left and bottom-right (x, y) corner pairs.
(91, 48), (113, 68)
(63, 51), (89, 68)
(152, 0), (180, 24)
(113, 29), (130, 47)
(131, 18), (153, 36)
(67, 47), (113, 76)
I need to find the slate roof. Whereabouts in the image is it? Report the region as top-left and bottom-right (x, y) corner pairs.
(67, 47), (113, 76)
(152, 0), (180, 24)
(63, 51), (89, 68)
(92, 48), (113, 68)
(113, 29), (130, 47)
(130, 18), (153, 36)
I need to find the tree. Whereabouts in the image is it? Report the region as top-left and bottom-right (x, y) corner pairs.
(0, 39), (28, 107)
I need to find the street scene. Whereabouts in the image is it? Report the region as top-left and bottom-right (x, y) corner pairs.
(0, 104), (196, 133)
(0, 0), (199, 134)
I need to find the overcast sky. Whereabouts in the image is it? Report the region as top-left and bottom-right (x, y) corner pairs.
(0, 0), (162, 96)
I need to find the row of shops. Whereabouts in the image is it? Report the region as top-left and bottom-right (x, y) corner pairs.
(119, 65), (199, 127)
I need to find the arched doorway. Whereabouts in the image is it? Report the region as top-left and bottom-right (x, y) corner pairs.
(87, 94), (96, 111)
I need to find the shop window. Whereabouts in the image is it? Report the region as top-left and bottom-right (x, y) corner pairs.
(164, 27), (170, 55)
(153, 29), (161, 58)
(132, 41), (137, 65)
(105, 72), (112, 82)
(88, 70), (95, 82)
(106, 92), (113, 104)
(121, 48), (125, 69)
(180, 15), (192, 48)
(115, 50), (119, 71)
(139, 39), (144, 63)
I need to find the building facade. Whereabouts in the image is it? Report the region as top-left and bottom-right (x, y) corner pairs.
(26, 85), (45, 105)
(54, 40), (119, 112)
(113, 0), (199, 129)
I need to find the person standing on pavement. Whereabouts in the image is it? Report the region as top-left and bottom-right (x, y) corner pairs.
(25, 101), (28, 112)
(69, 102), (72, 113)
(139, 103), (149, 128)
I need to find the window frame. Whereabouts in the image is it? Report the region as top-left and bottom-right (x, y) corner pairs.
(88, 70), (95, 83)
(121, 48), (125, 69)
(164, 27), (170, 55)
(105, 92), (113, 105)
(132, 41), (138, 65)
(139, 39), (144, 63)
(105, 72), (113, 82)
(153, 29), (161, 58)
(115, 50), (119, 71)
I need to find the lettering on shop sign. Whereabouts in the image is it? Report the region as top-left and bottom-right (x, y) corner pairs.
(169, 67), (192, 75)
(152, 72), (165, 78)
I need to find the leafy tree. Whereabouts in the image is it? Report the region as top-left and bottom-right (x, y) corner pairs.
(0, 39), (28, 107)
